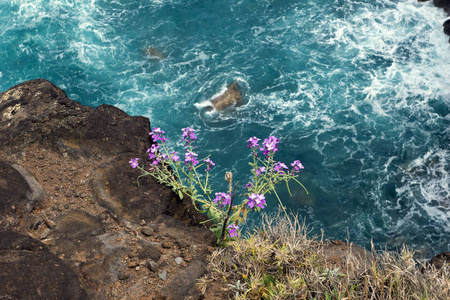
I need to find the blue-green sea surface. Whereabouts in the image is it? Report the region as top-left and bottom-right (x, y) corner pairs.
(1, 0), (449, 256)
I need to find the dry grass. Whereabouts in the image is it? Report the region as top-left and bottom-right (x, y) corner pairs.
(199, 212), (450, 300)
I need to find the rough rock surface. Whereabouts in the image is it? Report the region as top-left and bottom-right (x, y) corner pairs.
(210, 81), (242, 111)
(428, 252), (450, 269)
(0, 231), (89, 299)
(434, 0), (450, 12)
(444, 18), (450, 35)
(0, 79), (220, 299)
(322, 240), (373, 277)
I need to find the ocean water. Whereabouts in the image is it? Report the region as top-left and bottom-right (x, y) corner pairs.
(1, 0), (449, 256)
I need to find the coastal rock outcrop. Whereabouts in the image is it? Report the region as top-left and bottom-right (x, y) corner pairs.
(434, 0), (450, 13)
(0, 79), (218, 299)
(444, 18), (450, 35)
(210, 81), (243, 111)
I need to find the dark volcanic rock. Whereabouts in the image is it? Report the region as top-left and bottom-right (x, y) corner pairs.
(91, 154), (176, 223)
(428, 252), (450, 269)
(0, 79), (220, 299)
(91, 154), (211, 226)
(434, 0), (450, 14)
(444, 18), (450, 35)
(0, 79), (151, 157)
(0, 161), (44, 230)
(210, 81), (242, 111)
(158, 258), (207, 300)
(0, 231), (89, 299)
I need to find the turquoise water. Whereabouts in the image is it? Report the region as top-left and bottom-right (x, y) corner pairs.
(1, 0), (449, 256)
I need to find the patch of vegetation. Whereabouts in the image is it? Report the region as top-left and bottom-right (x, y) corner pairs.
(199, 212), (450, 300)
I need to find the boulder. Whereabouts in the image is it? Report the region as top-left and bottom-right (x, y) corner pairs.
(434, 0), (450, 14)
(0, 160), (44, 230)
(0, 79), (151, 157)
(0, 231), (89, 299)
(143, 46), (166, 60)
(428, 252), (450, 269)
(210, 81), (243, 111)
(443, 18), (450, 35)
(158, 258), (208, 300)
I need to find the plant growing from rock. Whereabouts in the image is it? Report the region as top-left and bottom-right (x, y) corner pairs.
(130, 127), (308, 244)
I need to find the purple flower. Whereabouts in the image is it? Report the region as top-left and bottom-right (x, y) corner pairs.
(204, 157), (215, 171)
(274, 162), (288, 174)
(245, 182), (254, 189)
(291, 160), (304, 174)
(129, 158), (140, 169)
(247, 193), (266, 210)
(227, 224), (239, 238)
(181, 127), (197, 143)
(152, 158), (160, 165)
(147, 144), (160, 160)
(184, 151), (199, 166)
(150, 127), (168, 143)
(171, 152), (180, 162)
(261, 136), (280, 156)
(253, 167), (266, 176)
(213, 192), (231, 207)
(247, 137), (260, 148)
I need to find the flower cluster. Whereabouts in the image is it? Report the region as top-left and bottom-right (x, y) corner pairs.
(130, 127), (308, 243)
(247, 193), (266, 210)
(181, 127), (197, 145)
(184, 151), (199, 167)
(274, 162), (288, 174)
(150, 127), (168, 143)
(129, 158), (140, 169)
(204, 157), (215, 172)
(227, 224), (239, 238)
(247, 136), (260, 149)
(261, 136), (279, 156)
(213, 192), (231, 207)
(253, 166), (266, 176)
(291, 160), (304, 174)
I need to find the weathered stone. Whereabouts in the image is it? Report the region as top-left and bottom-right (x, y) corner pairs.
(175, 257), (183, 265)
(141, 226), (155, 236)
(158, 269), (168, 281)
(40, 228), (52, 239)
(143, 46), (166, 60)
(138, 243), (162, 261)
(147, 260), (158, 272)
(0, 79), (151, 157)
(210, 81), (242, 111)
(434, 0), (450, 14)
(0, 231), (89, 299)
(118, 272), (129, 280)
(158, 258), (207, 300)
(428, 252), (450, 269)
(322, 240), (373, 277)
(0, 161), (44, 231)
(444, 18), (450, 35)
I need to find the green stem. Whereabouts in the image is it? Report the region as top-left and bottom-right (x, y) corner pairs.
(271, 186), (288, 218)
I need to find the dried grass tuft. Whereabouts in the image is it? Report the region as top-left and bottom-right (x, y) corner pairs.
(200, 211), (450, 300)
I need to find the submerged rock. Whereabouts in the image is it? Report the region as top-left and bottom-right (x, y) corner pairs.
(143, 46), (166, 60)
(210, 81), (243, 111)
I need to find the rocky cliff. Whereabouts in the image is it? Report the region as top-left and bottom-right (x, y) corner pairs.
(0, 79), (222, 299)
